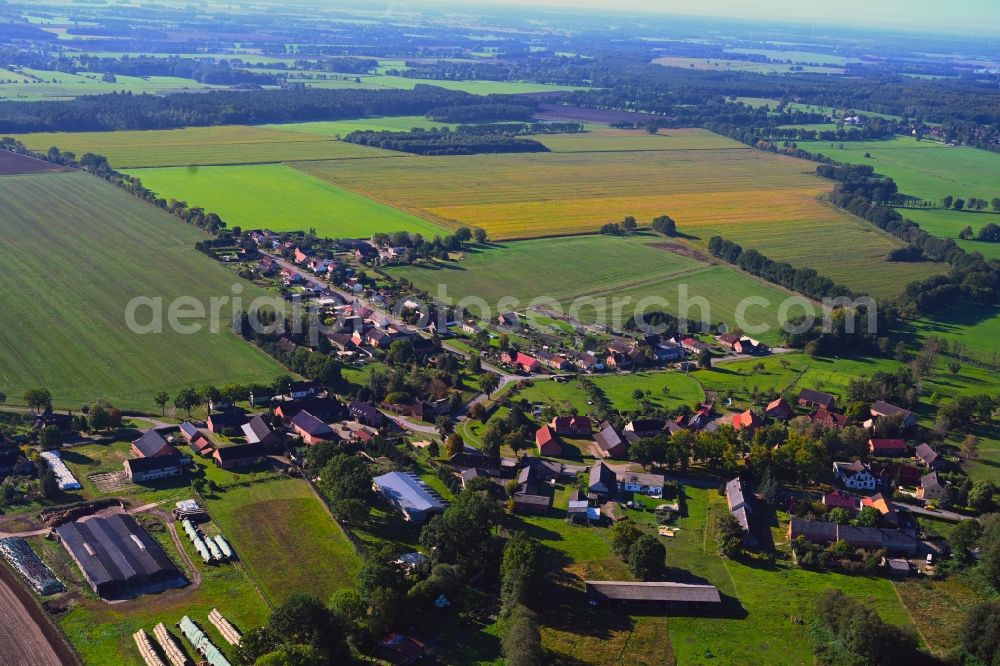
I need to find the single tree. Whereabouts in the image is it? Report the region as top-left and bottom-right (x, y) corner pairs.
(961, 434), (980, 460)
(39, 425), (62, 451)
(609, 520), (642, 559)
(480, 373), (501, 397)
(628, 535), (665, 581)
(24, 387), (52, 414)
(173, 387), (200, 418)
(435, 415), (454, 438)
(446, 433), (465, 457)
(153, 391), (169, 416)
(697, 349), (712, 369)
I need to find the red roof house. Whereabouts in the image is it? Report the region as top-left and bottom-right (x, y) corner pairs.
(764, 398), (793, 420)
(732, 409), (763, 433)
(550, 415), (592, 437)
(869, 438), (907, 457)
(535, 425), (562, 457)
(513, 352), (540, 373)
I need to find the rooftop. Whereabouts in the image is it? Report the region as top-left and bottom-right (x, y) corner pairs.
(586, 581), (721, 604)
(374, 472), (446, 515)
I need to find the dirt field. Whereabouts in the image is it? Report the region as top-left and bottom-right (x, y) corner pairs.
(0, 151), (73, 175)
(0, 563), (77, 665)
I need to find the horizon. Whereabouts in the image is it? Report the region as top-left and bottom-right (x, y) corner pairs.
(418, 0), (1000, 37)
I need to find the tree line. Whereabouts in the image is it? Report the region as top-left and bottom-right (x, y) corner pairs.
(0, 85), (477, 132)
(342, 127), (549, 155)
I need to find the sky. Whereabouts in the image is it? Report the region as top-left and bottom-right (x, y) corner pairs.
(438, 0), (1000, 35)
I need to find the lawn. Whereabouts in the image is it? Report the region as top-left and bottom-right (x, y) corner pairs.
(794, 136), (1000, 202)
(385, 234), (805, 344)
(297, 135), (943, 296)
(9, 125), (395, 168)
(663, 488), (914, 664)
(517, 482), (916, 665)
(896, 208), (1000, 260)
(125, 163), (449, 238)
(0, 171), (285, 411)
(518, 371), (704, 416)
(205, 478), (361, 605)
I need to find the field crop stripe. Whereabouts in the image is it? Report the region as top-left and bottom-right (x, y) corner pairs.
(119, 154), (411, 169)
(551, 264), (714, 302)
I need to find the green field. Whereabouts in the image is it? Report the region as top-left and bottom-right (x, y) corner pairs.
(0, 68), (219, 101)
(205, 479), (361, 605)
(0, 171), (285, 410)
(386, 234), (809, 345)
(259, 115), (456, 136)
(8, 125), (396, 169)
(518, 371), (705, 415)
(354, 74), (589, 94)
(895, 208), (1000, 260)
(796, 136), (1000, 201)
(297, 133), (943, 296)
(523, 482), (914, 664)
(125, 163), (449, 237)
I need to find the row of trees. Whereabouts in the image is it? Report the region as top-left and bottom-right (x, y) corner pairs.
(0, 85), (476, 132)
(942, 195), (1000, 213)
(959, 222), (1000, 242)
(343, 128), (549, 156)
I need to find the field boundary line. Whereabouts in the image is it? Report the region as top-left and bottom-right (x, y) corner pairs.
(891, 582), (930, 650)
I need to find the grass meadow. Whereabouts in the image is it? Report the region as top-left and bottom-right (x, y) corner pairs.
(205, 478), (361, 605)
(298, 133), (943, 296)
(8, 124), (395, 168)
(386, 234), (804, 344)
(517, 481), (914, 664)
(0, 68), (219, 101)
(0, 171), (285, 410)
(896, 208), (1000, 260)
(126, 163), (449, 237)
(795, 136), (1000, 202)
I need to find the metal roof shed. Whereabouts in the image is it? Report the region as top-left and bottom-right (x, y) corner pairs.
(373, 472), (447, 524)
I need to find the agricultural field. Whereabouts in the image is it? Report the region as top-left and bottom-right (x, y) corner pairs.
(259, 115), (455, 136)
(651, 56), (844, 74)
(795, 136), (1000, 201)
(724, 48), (859, 66)
(0, 68), (219, 101)
(352, 74), (589, 94)
(900, 208), (1000, 260)
(301, 134), (944, 296)
(205, 478), (361, 605)
(125, 163), (449, 237)
(0, 170), (285, 410)
(385, 234), (804, 344)
(535, 127), (745, 152)
(8, 124), (396, 169)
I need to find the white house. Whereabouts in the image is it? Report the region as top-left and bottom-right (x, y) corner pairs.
(616, 471), (665, 497)
(833, 461), (877, 490)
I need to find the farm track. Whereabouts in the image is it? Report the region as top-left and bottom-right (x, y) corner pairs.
(550, 264), (714, 302)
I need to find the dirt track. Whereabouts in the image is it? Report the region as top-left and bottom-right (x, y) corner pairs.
(0, 563), (78, 665)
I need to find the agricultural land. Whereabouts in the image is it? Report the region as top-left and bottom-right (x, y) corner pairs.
(0, 167), (285, 409)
